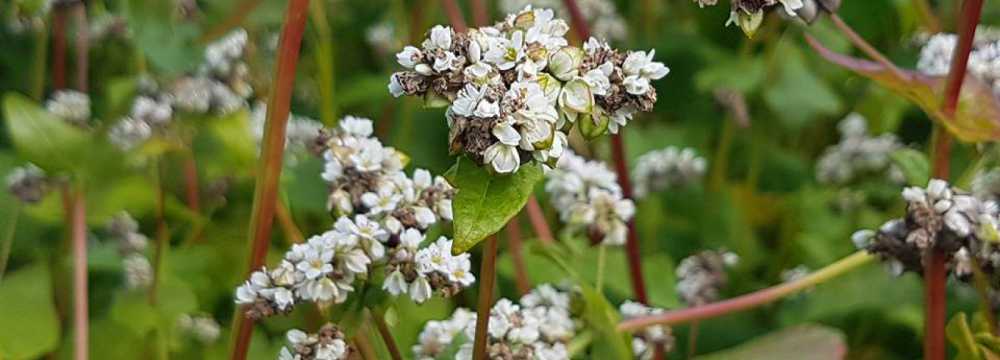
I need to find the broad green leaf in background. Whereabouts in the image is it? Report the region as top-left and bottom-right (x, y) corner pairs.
(447, 157), (543, 253)
(579, 285), (633, 359)
(694, 325), (846, 360)
(2, 93), (90, 173)
(763, 41), (843, 130)
(0, 264), (61, 360)
(947, 312), (1000, 360)
(890, 149), (930, 186)
(807, 35), (1000, 143)
(695, 57), (766, 94)
(123, 0), (201, 75)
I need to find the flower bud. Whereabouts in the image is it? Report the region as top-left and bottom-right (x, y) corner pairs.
(558, 78), (594, 115)
(423, 90), (451, 108)
(548, 47), (584, 81)
(577, 111), (609, 140)
(727, 10), (764, 38)
(514, 11), (535, 29)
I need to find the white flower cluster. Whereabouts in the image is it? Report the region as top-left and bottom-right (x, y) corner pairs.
(176, 314), (221, 344)
(250, 102), (324, 160)
(171, 29), (253, 115)
(106, 212), (153, 290)
(852, 179), (1000, 278)
(279, 324), (351, 360)
(108, 94), (174, 150)
(366, 20), (401, 55)
(694, 0), (805, 36)
(632, 146), (707, 198)
(413, 284), (576, 360)
(46, 90), (91, 127)
(389, 7), (667, 174)
(918, 29), (1000, 98)
(234, 215), (391, 318)
(545, 151), (635, 246)
(6, 163), (49, 204)
(383, 229), (475, 303)
(675, 250), (738, 306)
(619, 301), (675, 360)
(499, 0), (627, 41)
(815, 113), (905, 185)
(321, 117), (454, 232)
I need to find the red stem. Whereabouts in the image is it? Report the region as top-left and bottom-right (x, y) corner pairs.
(70, 190), (88, 360)
(71, 3), (88, 93)
(941, 0), (982, 117)
(470, 0), (489, 27)
(229, 1), (311, 359)
(441, 0), (467, 33)
(471, 236), (498, 360)
(183, 155), (201, 214)
(525, 196), (554, 245)
(561, 0), (648, 304)
(51, 6), (67, 90)
(924, 250), (948, 360)
(505, 217), (531, 296)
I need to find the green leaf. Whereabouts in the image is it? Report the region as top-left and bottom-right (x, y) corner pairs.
(948, 313), (982, 359)
(890, 148), (930, 186)
(0, 264), (61, 360)
(2, 93), (90, 173)
(807, 35), (1000, 142)
(123, 0), (202, 75)
(695, 325), (846, 360)
(763, 43), (842, 130)
(695, 57), (766, 93)
(448, 157), (542, 253)
(579, 285), (633, 359)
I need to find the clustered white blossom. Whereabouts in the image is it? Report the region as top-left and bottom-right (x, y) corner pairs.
(499, 0), (627, 41)
(170, 29), (253, 115)
(545, 151), (635, 245)
(383, 229), (475, 303)
(412, 284), (575, 360)
(389, 7), (667, 174)
(693, 0), (806, 37)
(250, 102), (324, 160)
(632, 146), (707, 198)
(108, 93), (172, 150)
(918, 29), (1000, 98)
(5, 163), (50, 204)
(107, 212), (153, 290)
(46, 90), (91, 127)
(852, 179), (1000, 279)
(675, 250), (738, 306)
(619, 301), (675, 360)
(815, 113), (905, 186)
(176, 314), (222, 344)
(278, 324), (351, 360)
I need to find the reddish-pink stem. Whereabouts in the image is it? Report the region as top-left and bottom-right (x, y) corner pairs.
(472, 236), (499, 360)
(525, 196), (554, 245)
(229, 1), (311, 359)
(470, 0), (489, 27)
(183, 155), (201, 213)
(505, 217), (531, 296)
(71, 3), (88, 93)
(51, 6), (67, 90)
(70, 190), (88, 360)
(441, 0), (467, 33)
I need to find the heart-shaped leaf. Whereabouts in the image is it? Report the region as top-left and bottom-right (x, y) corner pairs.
(447, 157), (543, 253)
(0, 264), (61, 360)
(806, 35), (1000, 143)
(2, 93), (91, 173)
(694, 325), (846, 360)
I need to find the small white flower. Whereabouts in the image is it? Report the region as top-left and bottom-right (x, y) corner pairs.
(484, 143), (521, 174)
(409, 276), (433, 303)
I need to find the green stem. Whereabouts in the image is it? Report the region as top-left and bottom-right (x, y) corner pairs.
(0, 203), (21, 283)
(31, 22), (48, 100)
(595, 245), (607, 292)
(309, 0), (337, 126)
(148, 157), (168, 305)
(709, 116), (734, 191)
(228, 1), (312, 359)
(369, 309), (403, 360)
(618, 251), (874, 331)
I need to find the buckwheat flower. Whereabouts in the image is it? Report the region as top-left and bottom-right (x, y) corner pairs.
(46, 90), (90, 127)
(620, 301), (675, 359)
(130, 95), (174, 126)
(171, 77), (214, 113)
(123, 253), (153, 290)
(279, 324), (351, 360)
(633, 146), (707, 198)
(108, 116), (154, 151)
(6, 163), (49, 204)
(917, 29), (1000, 98)
(106, 212), (149, 254)
(202, 29), (248, 77)
(722, 0), (804, 37)
(500, 0), (627, 41)
(545, 151), (634, 245)
(622, 50), (670, 95)
(177, 314), (222, 344)
(816, 113), (904, 186)
(413, 308), (476, 360)
(676, 250), (738, 306)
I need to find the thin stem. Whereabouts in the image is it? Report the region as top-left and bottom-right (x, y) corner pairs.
(32, 20), (48, 100)
(200, 0), (264, 43)
(924, 250), (947, 360)
(595, 245), (607, 292)
(71, 2), (88, 93)
(352, 331), (378, 360)
(149, 158), (168, 305)
(472, 236), (499, 360)
(70, 189), (88, 360)
(914, 0), (942, 33)
(309, 0), (337, 126)
(618, 251), (874, 332)
(228, 1), (311, 359)
(505, 217), (531, 296)
(370, 309), (403, 360)
(441, 0), (467, 33)
(709, 117), (734, 191)
(51, 6), (67, 90)
(561, 0), (591, 40)
(0, 203), (21, 283)
(941, 0), (983, 118)
(183, 154), (201, 214)
(470, 0), (489, 27)
(525, 196), (554, 245)
(828, 13), (908, 81)
(687, 321), (700, 359)
(276, 198), (306, 244)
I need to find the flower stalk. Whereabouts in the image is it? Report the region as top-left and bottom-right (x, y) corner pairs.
(828, 13), (908, 81)
(617, 251), (874, 332)
(505, 217), (531, 296)
(51, 6), (67, 90)
(71, 2), (88, 92)
(69, 189), (88, 360)
(525, 196), (554, 245)
(370, 309), (403, 360)
(472, 235), (499, 360)
(0, 203), (19, 282)
(228, 1), (311, 359)
(441, 0), (467, 33)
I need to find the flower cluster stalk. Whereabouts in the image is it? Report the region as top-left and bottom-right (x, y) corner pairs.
(72, 3), (88, 92)
(51, 6), (67, 90)
(441, 0), (467, 33)
(370, 310), (403, 360)
(228, 1), (311, 359)
(505, 218), (532, 296)
(526, 196), (555, 245)
(70, 189), (88, 360)
(472, 236), (499, 360)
